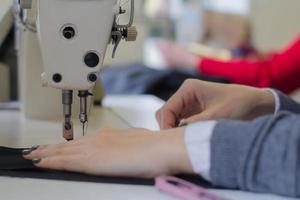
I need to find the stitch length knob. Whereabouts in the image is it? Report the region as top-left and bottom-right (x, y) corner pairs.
(126, 26), (138, 42)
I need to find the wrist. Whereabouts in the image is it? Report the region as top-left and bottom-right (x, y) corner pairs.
(189, 55), (200, 69)
(252, 89), (276, 116)
(156, 128), (194, 175)
(182, 54), (200, 70)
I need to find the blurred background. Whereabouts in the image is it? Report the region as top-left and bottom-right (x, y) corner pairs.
(0, 0), (300, 104)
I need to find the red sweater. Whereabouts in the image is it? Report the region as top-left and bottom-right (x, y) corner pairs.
(198, 35), (300, 94)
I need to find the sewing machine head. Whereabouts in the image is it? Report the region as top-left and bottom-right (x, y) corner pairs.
(18, 0), (137, 140)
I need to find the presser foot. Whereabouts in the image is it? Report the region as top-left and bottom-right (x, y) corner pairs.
(63, 122), (74, 141)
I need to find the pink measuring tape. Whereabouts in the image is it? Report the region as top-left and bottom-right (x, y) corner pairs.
(155, 176), (227, 200)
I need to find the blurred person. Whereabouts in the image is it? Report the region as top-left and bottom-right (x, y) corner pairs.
(158, 34), (300, 94)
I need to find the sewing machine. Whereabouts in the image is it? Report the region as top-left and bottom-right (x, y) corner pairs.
(16, 0), (137, 140)
(0, 1), (297, 200)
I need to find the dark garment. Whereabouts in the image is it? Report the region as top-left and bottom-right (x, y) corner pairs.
(101, 64), (228, 101)
(0, 147), (212, 187)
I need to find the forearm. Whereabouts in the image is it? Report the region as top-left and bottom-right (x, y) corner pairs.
(257, 89), (300, 114)
(175, 87), (300, 187)
(216, 85), (300, 117)
(210, 113), (300, 197)
(198, 35), (300, 93)
(198, 57), (272, 88)
(245, 88), (276, 119)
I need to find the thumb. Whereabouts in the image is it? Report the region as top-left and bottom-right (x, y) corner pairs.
(181, 111), (217, 125)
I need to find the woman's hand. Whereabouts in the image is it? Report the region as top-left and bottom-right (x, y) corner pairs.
(157, 41), (199, 70)
(156, 79), (276, 129)
(24, 127), (193, 178)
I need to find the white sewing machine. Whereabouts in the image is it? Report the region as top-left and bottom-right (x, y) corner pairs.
(0, 1), (297, 200)
(16, 0), (137, 140)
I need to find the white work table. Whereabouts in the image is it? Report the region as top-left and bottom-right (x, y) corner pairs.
(0, 0), (13, 47)
(0, 95), (297, 200)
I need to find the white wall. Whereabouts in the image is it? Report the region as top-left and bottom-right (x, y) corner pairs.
(250, 0), (300, 51)
(250, 0), (300, 101)
(0, 0), (13, 47)
(203, 0), (250, 16)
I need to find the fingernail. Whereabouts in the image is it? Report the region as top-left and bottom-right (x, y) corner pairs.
(32, 158), (42, 164)
(31, 145), (39, 151)
(22, 149), (32, 156)
(179, 120), (188, 127)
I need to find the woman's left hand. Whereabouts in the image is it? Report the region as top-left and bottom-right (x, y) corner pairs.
(24, 127), (193, 178)
(157, 40), (199, 70)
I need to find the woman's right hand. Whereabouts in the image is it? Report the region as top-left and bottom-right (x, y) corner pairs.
(24, 127), (193, 178)
(156, 79), (276, 129)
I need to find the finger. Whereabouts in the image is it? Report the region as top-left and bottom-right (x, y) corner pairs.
(24, 140), (83, 159)
(157, 108), (177, 130)
(22, 144), (63, 159)
(156, 108), (172, 129)
(35, 137), (83, 151)
(156, 110), (167, 130)
(182, 111), (218, 125)
(25, 145), (82, 160)
(157, 79), (202, 129)
(157, 92), (186, 129)
(33, 155), (86, 173)
(155, 110), (161, 124)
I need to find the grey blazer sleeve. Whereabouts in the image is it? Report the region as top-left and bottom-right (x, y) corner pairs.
(276, 90), (300, 113)
(210, 112), (300, 197)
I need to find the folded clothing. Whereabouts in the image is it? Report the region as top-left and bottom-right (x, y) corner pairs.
(102, 64), (229, 101)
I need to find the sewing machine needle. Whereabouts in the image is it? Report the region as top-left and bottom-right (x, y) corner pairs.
(82, 123), (85, 136)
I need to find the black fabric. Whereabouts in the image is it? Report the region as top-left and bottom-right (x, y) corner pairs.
(101, 64), (229, 101)
(0, 147), (213, 188)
